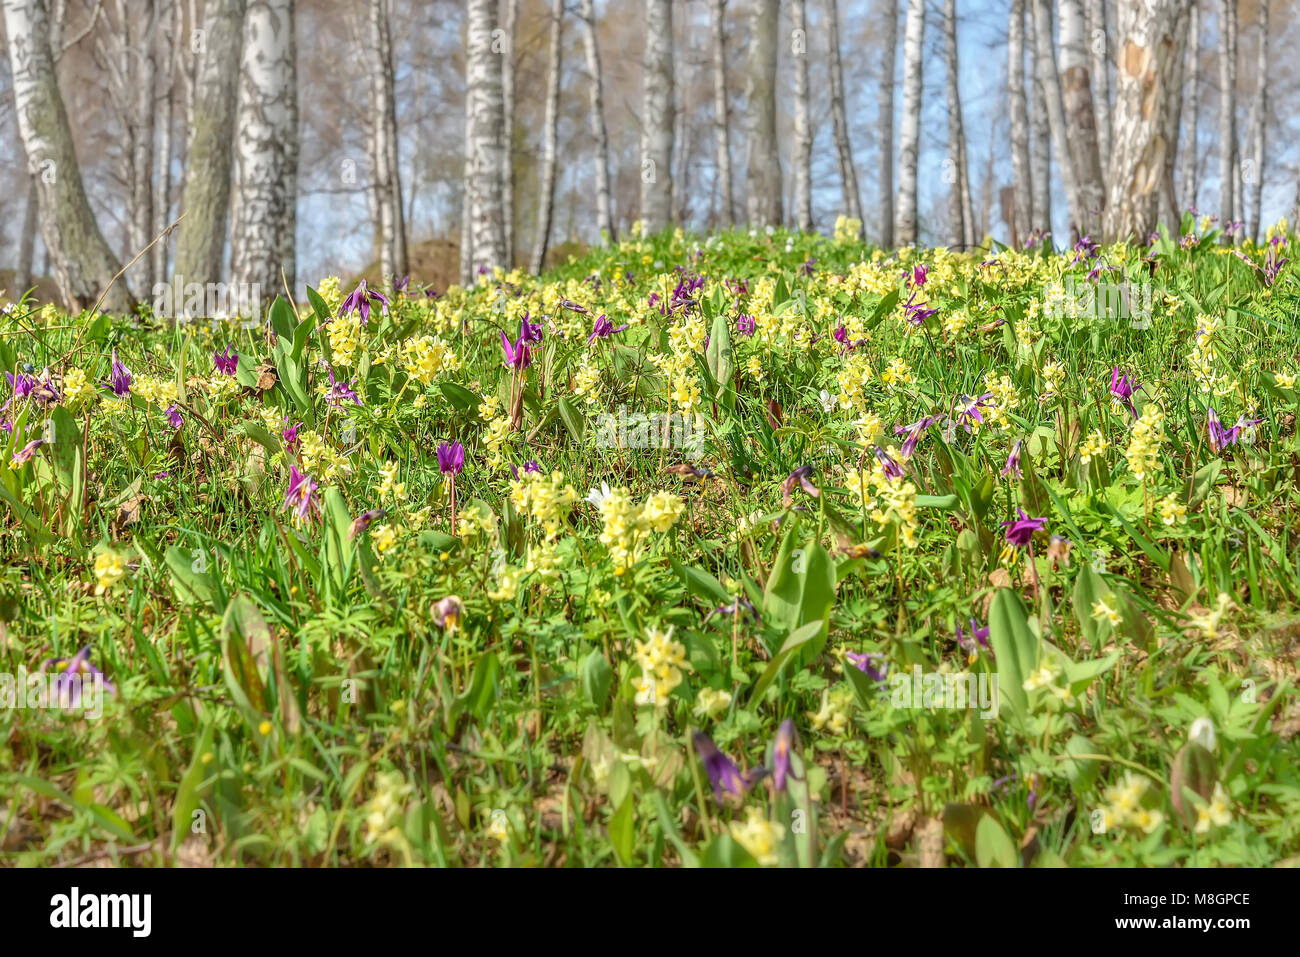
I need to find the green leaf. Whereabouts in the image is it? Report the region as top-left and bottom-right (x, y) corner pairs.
(557, 396), (586, 442)
(987, 589), (1037, 722)
(171, 724), (215, 850)
(609, 792), (636, 866)
(705, 311), (734, 403)
(749, 619), (824, 707)
(240, 420), (283, 455)
(440, 381), (481, 414)
(975, 815), (1018, 868)
(580, 648), (613, 710)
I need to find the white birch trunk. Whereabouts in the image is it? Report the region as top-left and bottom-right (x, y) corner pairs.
(531, 0), (562, 273)
(745, 0), (781, 226)
(1028, 0), (1051, 232)
(1102, 0), (1191, 240)
(1246, 0), (1265, 242)
(1084, 0), (1111, 164)
(791, 0), (813, 232)
(4, 0), (131, 311)
(1030, 0), (1083, 238)
(368, 0), (407, 281)
(1058, 0), (1104, 235)
(877, 0), (897, 246)
(578, 0), (616, 241)
(464, 0), (507, 275)
(1179, 0), (1198, 210)
(1008, 0), (1032, 246)
(230, 0), (298, 299)
(942, 0), (969, 248)
(894, 0), (924, 245)
(641, 0), (675, 233)
(501, 0), (517, 266)
(175, 0), (245, 289)
(709, 0), (734, 226)
(1217, 0), (1235, 235)
(826, 0), (862, 233)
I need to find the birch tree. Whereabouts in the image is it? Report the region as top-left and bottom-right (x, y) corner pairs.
(175, 0), (248, 287)
(368, 0), (407, 281)
(3, 0), (131, 312)
(1008, 0), (1032, 245)
(641, 0), (674, 233)
(1217, 0), (1235, 234)
(1179, 1), (1199, 209)
(153, 0), (178, 285)
(501, 0), (517, 265)
(1246, 0), (1266, 241)
(942, 0), (972, 248)
(791, 0), (812, 232)
(709, 0), (734, 226)
(1028, 0), (1051, 232)
(1030, 0), (1082, 237)
(894, 0), (924, 245)
(578, 0), (616, 240)
(826, 0), (863, 233)
(745, 0), (781, 226)
(1085, 0), (1111, 163)
(1159, 6), (1191, 228)
(1102, 0), (1191, 239)
(877, 0), (896, 246)
(1058, 0), (1104, 235)
(463, 0), (507, 276)
(531, 0), (562, 273)
(230, 0), (298, 299)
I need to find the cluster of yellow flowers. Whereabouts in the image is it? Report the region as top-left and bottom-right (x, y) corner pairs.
(633, 624), (692, 707)
(1079, 428), (1109, 465)
(378, 460), (407, 502)
(316, 275), (342, 313)
(729, 807), (785, 866)
(808, 687), (854, 736)
(328, 313), (363, 367)
(596, 486), (685, 572)
(571, 356), (602, 406)
(1040, 359), (1066, 400)
(363, 770), (413, 845)
(836, 353), (874, 410)
(1097, 773), (1165, 835)
(1187, 314), (1234, 396)
(982, 371), (1020, 428)
(93, 549), (127, 595)
(509, 470), (579, 539)
(399, 334), (461, 386)
(843, 457), (921, 548)
(833, 215), (862, 243)
(300, 429), (350, 480)
(62, 367), (91, 405)
(130, 374), (179, 409)
(1125, 404), (1165, 481)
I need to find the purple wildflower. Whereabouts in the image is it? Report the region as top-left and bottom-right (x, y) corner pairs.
(955, 618), (991, 655)
(214, 345), (239, 376)
(587, 313), (628, 344)
(692, 731), (767, 803)
(1001, 439), (1023, 479)
(1110, 367), (1138, 416)
(1001, 508), (1047, 547)
(954, 393), (995, 433)
(736, 314), (756, 337)
(282, 465), (320, 523)
(772, 719), (796, 792)
(902, 291), (938, 327)
(846, 651), (890, 683)
(500, 330), (532, 371)
(40, 646), (116, 707)
(11, 438), (43, 466)
(165, 403), (184, 429)
(325, 367), (363, 407)
(105, 350), (132, 398)
(436, 441), (465, 475)
(339, 279), (390, 324)
(349, 508), (387, 539)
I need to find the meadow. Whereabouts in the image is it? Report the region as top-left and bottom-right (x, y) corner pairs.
(2, 215), (1299, 867)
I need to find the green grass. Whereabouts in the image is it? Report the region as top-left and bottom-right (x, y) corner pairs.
(2, 216), (1299, 867)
